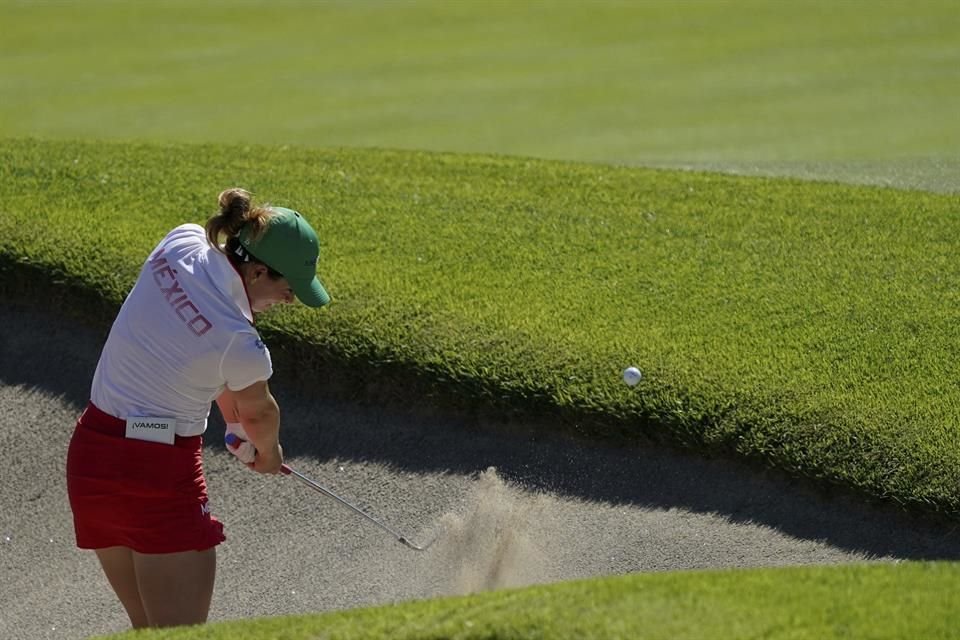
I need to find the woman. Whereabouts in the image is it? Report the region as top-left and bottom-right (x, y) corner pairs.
(66, 188), (330, 629)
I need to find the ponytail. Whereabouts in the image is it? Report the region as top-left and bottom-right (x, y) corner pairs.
(205, 188), (273, 254)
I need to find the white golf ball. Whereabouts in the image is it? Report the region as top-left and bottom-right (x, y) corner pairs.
(622, 366), (642, 386)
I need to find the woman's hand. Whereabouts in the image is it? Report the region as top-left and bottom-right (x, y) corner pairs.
(225, 427), (283, 474)
(252, 442), (284, 475)
(225, 423), (257, 464)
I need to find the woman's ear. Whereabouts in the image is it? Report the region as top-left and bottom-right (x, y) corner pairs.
(241, 262), (267, 284)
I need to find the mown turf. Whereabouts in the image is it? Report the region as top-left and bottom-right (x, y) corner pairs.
(2, 137), (960, 518)
(96, 562), (960, 640)
(1, 0), (958, 192)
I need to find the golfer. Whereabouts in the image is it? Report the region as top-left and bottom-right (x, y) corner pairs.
(66, 188), (330, 629)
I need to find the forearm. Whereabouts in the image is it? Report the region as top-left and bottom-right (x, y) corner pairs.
(218, 388), (279, 446)
(239, 402), (281, 455)
(218, 382), (283, 472)
(216, 389), (240, 424)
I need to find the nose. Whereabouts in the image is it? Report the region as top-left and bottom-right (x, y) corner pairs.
(284, 290), (295, 304)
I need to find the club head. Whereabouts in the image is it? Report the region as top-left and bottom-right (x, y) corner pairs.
(399, 533), (438, 552)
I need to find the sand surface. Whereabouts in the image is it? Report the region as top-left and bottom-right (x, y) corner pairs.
(2, 304), (959, 640)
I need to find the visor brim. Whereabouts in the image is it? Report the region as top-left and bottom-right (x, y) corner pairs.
(290, 277), (330, 308)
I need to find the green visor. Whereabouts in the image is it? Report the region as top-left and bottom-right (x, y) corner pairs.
(238, 206), (330, 307)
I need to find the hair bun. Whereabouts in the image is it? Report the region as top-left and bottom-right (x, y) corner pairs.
(218, 188), (252, 218)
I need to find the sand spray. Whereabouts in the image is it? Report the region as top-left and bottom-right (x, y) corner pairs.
(410, 467), (555, 597)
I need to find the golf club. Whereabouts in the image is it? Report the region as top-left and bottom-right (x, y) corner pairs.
(226, 433), (436, 551)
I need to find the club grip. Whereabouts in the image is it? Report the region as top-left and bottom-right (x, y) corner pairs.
(225, 432), (290, 474)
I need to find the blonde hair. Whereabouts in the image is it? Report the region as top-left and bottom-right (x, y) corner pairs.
(205, 188), (275, 254)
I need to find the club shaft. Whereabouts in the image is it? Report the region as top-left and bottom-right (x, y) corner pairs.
(282, 464), (425, 549)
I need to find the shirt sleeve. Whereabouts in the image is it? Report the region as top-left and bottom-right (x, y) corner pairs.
(221, 331), (273, 391)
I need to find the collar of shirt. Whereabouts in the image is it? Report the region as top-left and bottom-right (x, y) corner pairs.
(206, 244), (255, 324)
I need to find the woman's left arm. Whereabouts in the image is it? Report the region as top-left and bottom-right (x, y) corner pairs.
(216, 389), (240, 424)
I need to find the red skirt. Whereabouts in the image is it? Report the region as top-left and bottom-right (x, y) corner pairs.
(66, 403), (225, 553)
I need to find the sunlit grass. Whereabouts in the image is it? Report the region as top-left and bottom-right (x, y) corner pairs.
(3, 138), (959, 516)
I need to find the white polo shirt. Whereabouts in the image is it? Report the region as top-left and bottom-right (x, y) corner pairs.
(91, 224), (273, 436)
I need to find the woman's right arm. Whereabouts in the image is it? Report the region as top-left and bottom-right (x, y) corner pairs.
(222, 381), (283, 474)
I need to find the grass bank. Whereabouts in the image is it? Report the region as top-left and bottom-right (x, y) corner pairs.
(98, 562), (960, 640)
(2, 138), (959, 518)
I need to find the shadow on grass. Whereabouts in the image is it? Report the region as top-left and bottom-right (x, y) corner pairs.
(3, 302), (959, 563)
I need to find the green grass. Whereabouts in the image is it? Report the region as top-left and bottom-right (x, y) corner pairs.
(1, 0), (958, 192)
(97, 562), (960, 640)
(3, 137), (960, 517)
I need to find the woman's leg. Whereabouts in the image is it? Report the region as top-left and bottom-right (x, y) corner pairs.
(94, 547), (149, 629)
(133, 547), (217, 628)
